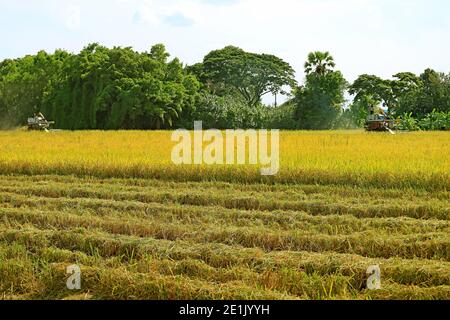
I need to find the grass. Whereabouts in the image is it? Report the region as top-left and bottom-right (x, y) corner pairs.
(0, 130), (448, 300)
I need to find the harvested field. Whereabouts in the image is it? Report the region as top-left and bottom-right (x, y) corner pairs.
(0, 131), (449, 300)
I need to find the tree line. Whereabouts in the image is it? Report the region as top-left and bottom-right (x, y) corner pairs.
(1, 43), (449, 130)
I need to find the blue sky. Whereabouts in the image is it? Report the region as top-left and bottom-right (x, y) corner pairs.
(1, 0), (449, 103)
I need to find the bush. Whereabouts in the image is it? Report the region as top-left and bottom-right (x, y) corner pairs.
(190, 93), (268, 129)
(264, 102), (299, 130)
(397, 113), (420, 131)
(397, 110), (450, 131)
(418, 110), (450, 131)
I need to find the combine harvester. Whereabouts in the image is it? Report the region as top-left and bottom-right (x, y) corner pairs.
(27, 113), (55, 132)
(365, 106), (396, 134)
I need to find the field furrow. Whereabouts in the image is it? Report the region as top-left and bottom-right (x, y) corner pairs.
(0, 181), (448, 220)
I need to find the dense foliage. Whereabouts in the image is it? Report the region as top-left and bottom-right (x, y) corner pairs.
(294, 52), (347, 130)
(42, 44), (200, 130)
(188, 93), (268, 130)
(192, 46), (296, 108)
(1, 44), (449, 130)
(0, 50), (68, 128)
(396, 110), (450, 131)
(349, 70), (450, 119)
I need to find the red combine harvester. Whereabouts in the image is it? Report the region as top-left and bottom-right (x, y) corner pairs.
(365, 106), (396, 134)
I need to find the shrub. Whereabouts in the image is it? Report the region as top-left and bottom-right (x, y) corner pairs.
(264, 102), (299, 130)
(418, 110), (450, 131)
(397, 113), (420, 131)
(397, 110), (450, 131)
(190, 93), (268, 129)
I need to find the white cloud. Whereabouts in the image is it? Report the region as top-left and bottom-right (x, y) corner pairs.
(133, 0), (163, 25)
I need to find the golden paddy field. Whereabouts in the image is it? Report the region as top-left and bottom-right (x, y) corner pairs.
(0, 130), (449, 300)
(0, 130), (448, 189)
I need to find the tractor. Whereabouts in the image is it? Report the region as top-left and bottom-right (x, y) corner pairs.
(27, 113), (55, 131)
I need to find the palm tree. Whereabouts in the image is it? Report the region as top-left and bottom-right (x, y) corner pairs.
(304, 51), (336, 76)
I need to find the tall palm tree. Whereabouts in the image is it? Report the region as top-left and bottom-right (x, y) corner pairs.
(304, 51), (336, 76)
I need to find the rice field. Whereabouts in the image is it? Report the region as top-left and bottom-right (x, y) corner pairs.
(0, 130), (449, 300)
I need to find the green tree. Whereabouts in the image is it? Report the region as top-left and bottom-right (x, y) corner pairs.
(416, 69), (449, 117)
(201, 46), (296, 107)
(42, 43), (199, 130)
(0, 50), (68, 127)
(304, 51), (336, 76)
(150, 43), (170, 63)
(349, 74), (395, 111)
(294, 52), (347, 130)
(346, 95), (379, 128)
(392, 69), (449, 118)
(392, 72), (423, 116)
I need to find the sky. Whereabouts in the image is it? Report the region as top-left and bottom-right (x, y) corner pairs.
(1, 0), (449, 104)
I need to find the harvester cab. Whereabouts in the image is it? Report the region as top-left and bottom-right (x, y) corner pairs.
(27, 113), (55, 131)
(365, 105), (395, 134)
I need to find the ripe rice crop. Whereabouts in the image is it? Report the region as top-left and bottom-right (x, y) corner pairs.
(0, 130), (448, 300)
(0, 130), (448, 189)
